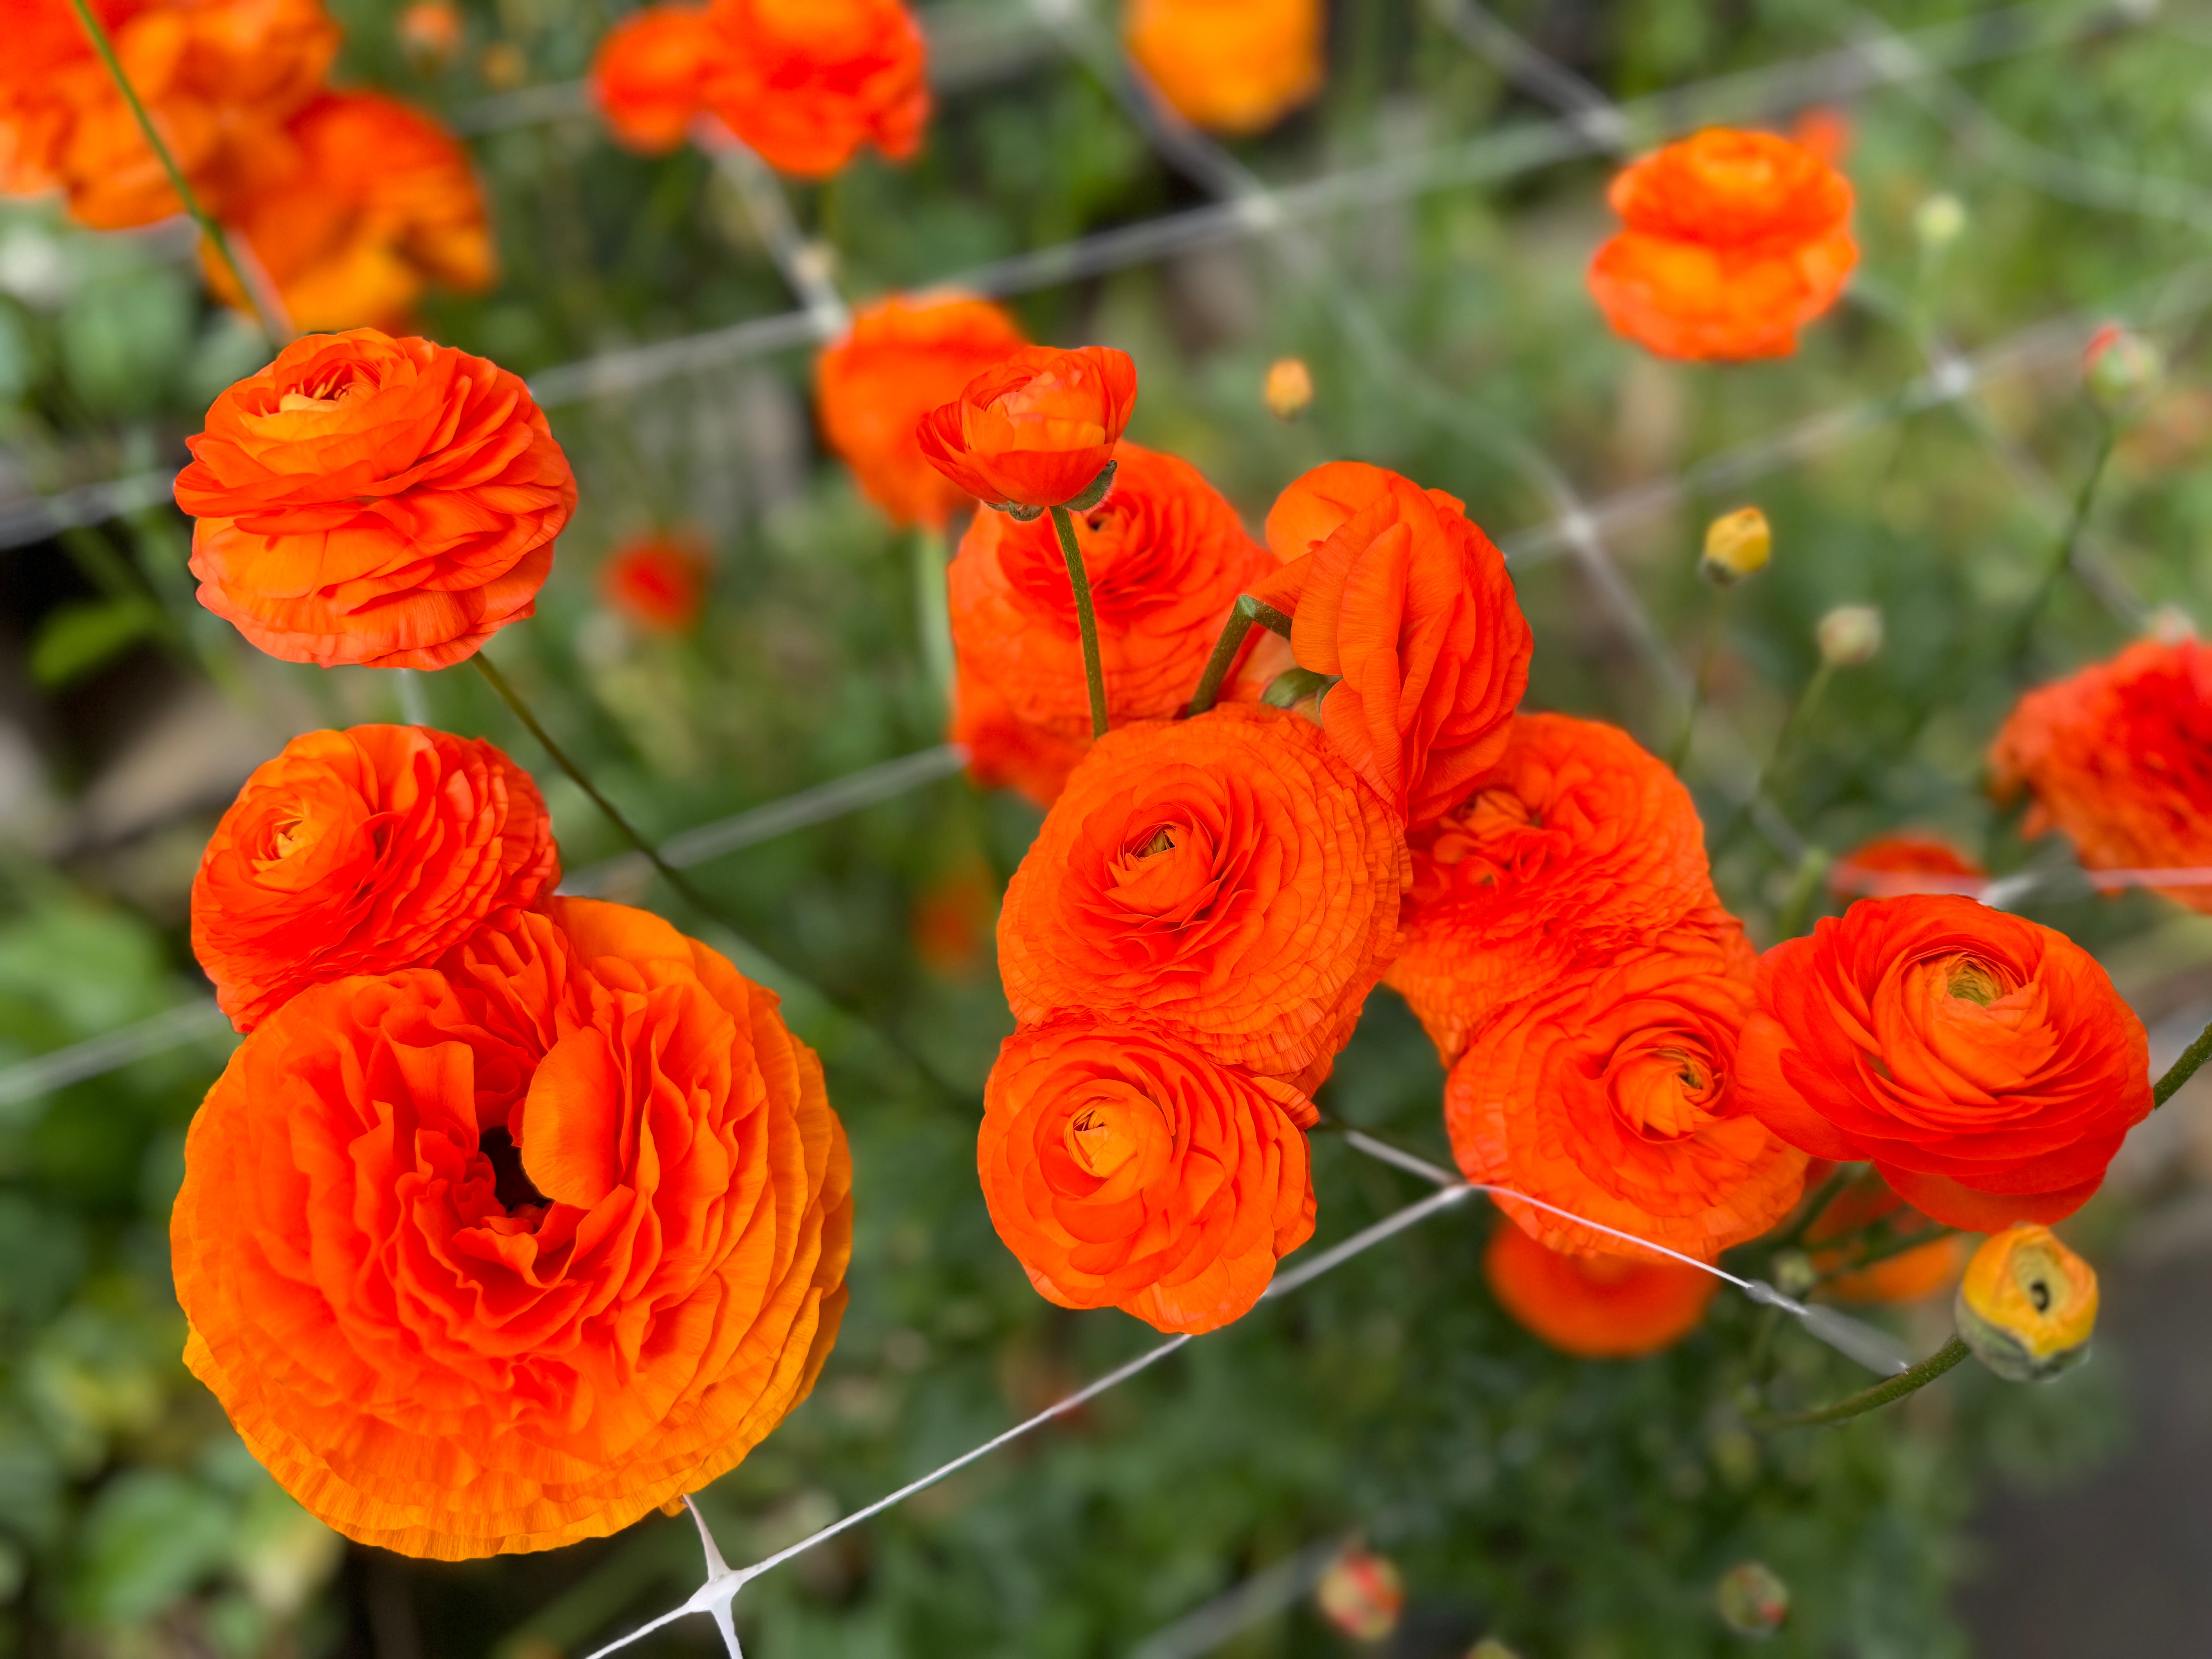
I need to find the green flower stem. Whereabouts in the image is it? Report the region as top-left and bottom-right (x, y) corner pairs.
(2007, 418), (2115, 665)
(1767, 1164), (1858, 1255)
(65, 0), (291, 345)
(2155, 1015), (2212, 1108)
(1764, 1336), (1970, 1431)
(1049, 504), (1109, 739)
(1667, 584), (1733, 772)
(1185, 594), (1295, 718)
(912, 524), (955, 703)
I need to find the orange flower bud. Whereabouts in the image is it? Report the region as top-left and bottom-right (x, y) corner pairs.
(917, 345), (1139, 513)
(599, 532), (711, 632)
(1316, 1547), (1403, 1642)
(1125, 0), (1323, 136)
(1699, 506), (1770, 584)
(1826, 832), (1984, 901)
(1715, 1561), (1789, 1637)
(399, 1), (463, 70)
(1956, 1224), (2098, 1381)
(1264, 356), (1314, 419)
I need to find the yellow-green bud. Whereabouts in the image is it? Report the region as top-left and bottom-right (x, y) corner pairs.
(1914, 192), (1965, 250)
(1817, 604), (1883, 668)
(2083, 323), (2163, 417)
(1715, 1561), (1789, 1638)
(1467, 1640), (1524, 1659)
(1954, 1224), (2097, 1382)
(1700, 507), (1771, 586)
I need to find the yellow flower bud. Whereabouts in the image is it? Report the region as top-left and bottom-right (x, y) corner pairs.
(1715, 1561), (1789, 1638)
(1700, 507), (1771, 586)
(1264, 357), (1314, 420)
(1316, 1546), (1403, 1642)
(1954, 1224), (2098, 1382)
(1816, 604), (1883, 668)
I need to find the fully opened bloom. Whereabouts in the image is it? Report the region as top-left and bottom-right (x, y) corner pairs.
(1123, 0), (1322, 136)
(950, 442), (1288, 803)
(600, 531), (711, 632)
(1738, 895), (2152, 1231)
(1990, 637), (2212, 914)
(917, 345), (1139, 512)
(173, 899), (853, 1558)
(193, 724), (558, 1032)
(175, 329), (577, 669)
(1587, 127), (1856, 361)
(700, 0), (929, 179)
(815, 293), (1028, 529)
(1256, 462), (1532, 824)
(978, 1017), (1316, 1334)
(997, 705), (1407, 1089)
(1387, 713), (1736, 1067)
(1446, 936), (1805, 1262)
(1483, 1222), (1717, 1358)
(589, 4), (720, 153)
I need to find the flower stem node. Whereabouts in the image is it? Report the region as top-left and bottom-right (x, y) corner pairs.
(1816, 604), (1883, 667)
(2083, 324), (2164, 419)
(1955, 1224), (2098, 1382)
(1715, 1561), (1790, 1638)
(1700, 506), (1771, 585)
(1264, 356), (1314, 419)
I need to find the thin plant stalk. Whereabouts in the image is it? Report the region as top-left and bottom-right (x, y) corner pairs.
(2155, 1015), (2212, 1107)
(1185, 594), (1295, 718)
(1048, 505), (1109, 739)
(1763, 1336), (1970, 1431)
(912, 523), (955, 702)
(2006, 418), (2116, 666)
(1668, 584), (1733, 773)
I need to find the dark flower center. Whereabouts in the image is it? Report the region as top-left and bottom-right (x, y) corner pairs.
(478, 1126), (546, 1211)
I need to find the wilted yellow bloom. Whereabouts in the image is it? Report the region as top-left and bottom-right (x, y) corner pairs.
(1265, 356), (1314, 419)
(1700, 506), (1771, 585)
(1817, 604), (1883, 667)
(1955, 1223), (2098, 1382)
(1316, 1546), (1403, 1642)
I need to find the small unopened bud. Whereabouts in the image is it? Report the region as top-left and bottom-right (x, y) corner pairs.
(1769, 1247), (1815, 1298)
(1467, 1640), (1524, 1659)
(2083, 324), (2163, 417)
(1264, 357), (1314, 420)
(1817, 604), (1883, 667)
(398, 0), (462, 70)
(1914, 192), (1965, 250)
(1700, 506), (1771, 585)
(1317, 1546), (1403, 1642)
(1955, 1224), (2097, 1382)
(1715, 1561), (1790, 1639)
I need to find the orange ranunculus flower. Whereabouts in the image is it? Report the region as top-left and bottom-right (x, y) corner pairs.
(699, 0), (929, 179)
(1255, 462), (1532, 825)
(1803, 1169), (1966, 1304)
(589, 4), (718, 153)
(1447, 934), (1805, 1263)
(0, 0), (103, 196)
(978, 1016), (1316, 1334)
(1385, 712), (1736, 1068)
(1827, 831), (1985, 901)
(815, 293), (1029, 529)
(172, 898), (853, 1559)
(997, 705), (1407, 1090)
(193, 724), (558, 1033)
(948, 442), (1289, 804)
(1990, 637), (2212, 914)
(1587, 127), (1856, 362)
(1738, 894), (2152, 1232)
(175, 329), (577, 670)
(203, 91), (495, 333)
(1483, 1222), (1717, 1358)
(599, 531), (711, 632)
(917, 344), (1139, 513)
(1123, 0), (1322, 137)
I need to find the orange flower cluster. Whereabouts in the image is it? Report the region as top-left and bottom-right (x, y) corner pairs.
(589, 0), (929, 178)
(1588, 127), (1856, 361)
(1124, 0), (1324, 137)
(182, 728), (850, 1558)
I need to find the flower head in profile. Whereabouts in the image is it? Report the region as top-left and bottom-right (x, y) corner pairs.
(175, 329), (577, 669)
(1827, 831), (1985, 901)
(978, 1016), (1316, 1334)
(1956, 1224), (2098, 1381)
(173, 899), (853, 1558)
(193, 725), (558, 1032)
(700, 0), (929, 179)
(996, 705), (1407, 1091)
(600, 531), (712, 632)
(589, 4), (720, 153)
(1124, 0), (1323, 137)
(1483, 1222), (1717, 1358)
(1738, 895), (2152, 1230)
(815, 293), (1028, 528)
(1588, 127), (1856, 361)
(918, 345), (1139, 513)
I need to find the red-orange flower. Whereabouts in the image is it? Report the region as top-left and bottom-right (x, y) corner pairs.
(978, 1016), (1316, 1334)
(172, 898), (853, 1558)
(1827, 831), (1985, 900)
(1738, 895), (2152, 1231)
(917, 345), (1139, 512)
(699, 0), (929, 179)
(204, 92), (495, 333)
(599, 531), (711, 632)
(193, 724), (557, 1032)
(1990, 637), (2212, 914)
(1123, 0), (1323, 137)
(996, 705), (1407, 1090)
(175, 329), (577, 670)
(1587, 127), (1856, 362)
(814, 293), (1029, 529)
(1256, 462), (1532, 824)
(1446, 935), (1805, 1262)
(589, 4), (718, 153)
(1484, 1222), (1717, 1358)
(1386, 712), (1737, 1067)
(949, 442), (1288, 804)
(1803, 1169), (1966, 1304)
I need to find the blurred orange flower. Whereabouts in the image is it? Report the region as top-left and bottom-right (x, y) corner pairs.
(193, 725), (558, 1032)
(1827, 831), (1985, 900)
(1447, 934), (1803, 1262)
(815, 293), (1029, 529)
(1588, 127), (1856, 361)
(600, 531), (711, 632)
(700, 0), (929, 178)
(911, 857), (997, 977)
(918, 344), (1139, 512)
(175, 329), (576, 669)
(1387, 713), (1735, 1067)
(1803, 1169), (1966, 1304)
(949, 442), (1288, 803)
(1484, 1222), (1717, 1358)
(1739, 895), (2152, 1231)
(1256, 462), (1532, 824)
(204, 91), (494, 333)
(977, 1017), (1316, 1334)
(1124, 0), (1322, 137)
(398, 0), (462, 69)
(996, 705), (1407, 1090)
(588, 3), (718, 153)
(173, 899), (853, 1558)
(1990, 637), (2212, 913)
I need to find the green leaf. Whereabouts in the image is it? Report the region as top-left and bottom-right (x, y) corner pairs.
(68, 1469), (232, 1627)
(29, 596), (160, 689)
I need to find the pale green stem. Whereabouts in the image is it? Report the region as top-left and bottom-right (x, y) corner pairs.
(1763, 1336), (1970, 1431)
(1048, 505), (1108, 739)
(912, 523), (955, 703)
